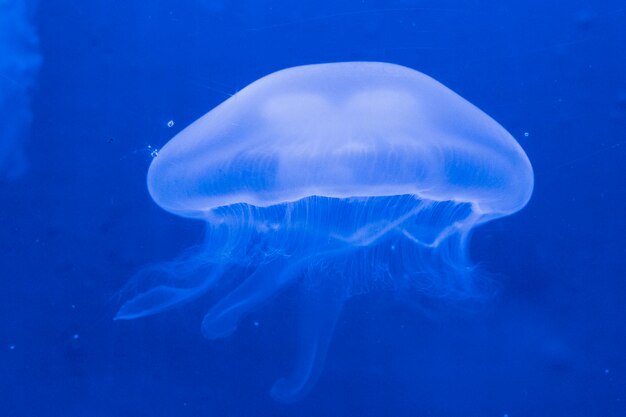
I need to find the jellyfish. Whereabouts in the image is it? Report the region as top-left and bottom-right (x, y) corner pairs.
(116, 62), (533, 402)
(0, 0), (40, 180)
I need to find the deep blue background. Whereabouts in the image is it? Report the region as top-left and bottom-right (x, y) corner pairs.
(2, 1), (625, 416)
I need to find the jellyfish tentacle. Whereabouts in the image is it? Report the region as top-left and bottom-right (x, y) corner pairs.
(201, 258), (295, 339)
(270, 275), (345, 403)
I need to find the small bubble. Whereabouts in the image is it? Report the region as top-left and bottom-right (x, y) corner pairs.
(147, 145), (159, 158)
(605, 368), (610, 374)
(9, 345), (15, 350)
(253, 321), (259, 327)
(167, 120), (175, 128)
(73, 334), (80, 340)
(523, 132), (529, 137)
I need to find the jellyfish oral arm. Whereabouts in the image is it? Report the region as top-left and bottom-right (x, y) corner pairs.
(115, 266), (225, 320)
(201, 259), (294, 339)
(270, 275), (344, 403)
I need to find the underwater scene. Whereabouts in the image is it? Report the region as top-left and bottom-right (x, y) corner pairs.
(1, 1), (625, 416)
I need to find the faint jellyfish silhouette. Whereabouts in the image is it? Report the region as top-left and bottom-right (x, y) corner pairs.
(116, 62), (534, 402)
(0, 0), (40, 180)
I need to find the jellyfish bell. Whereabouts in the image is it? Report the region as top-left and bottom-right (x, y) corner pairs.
(148, 62), (532, 218)
(118, 62), (534, 402)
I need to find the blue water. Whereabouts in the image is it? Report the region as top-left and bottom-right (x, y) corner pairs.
(1, 1), (625, 416)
